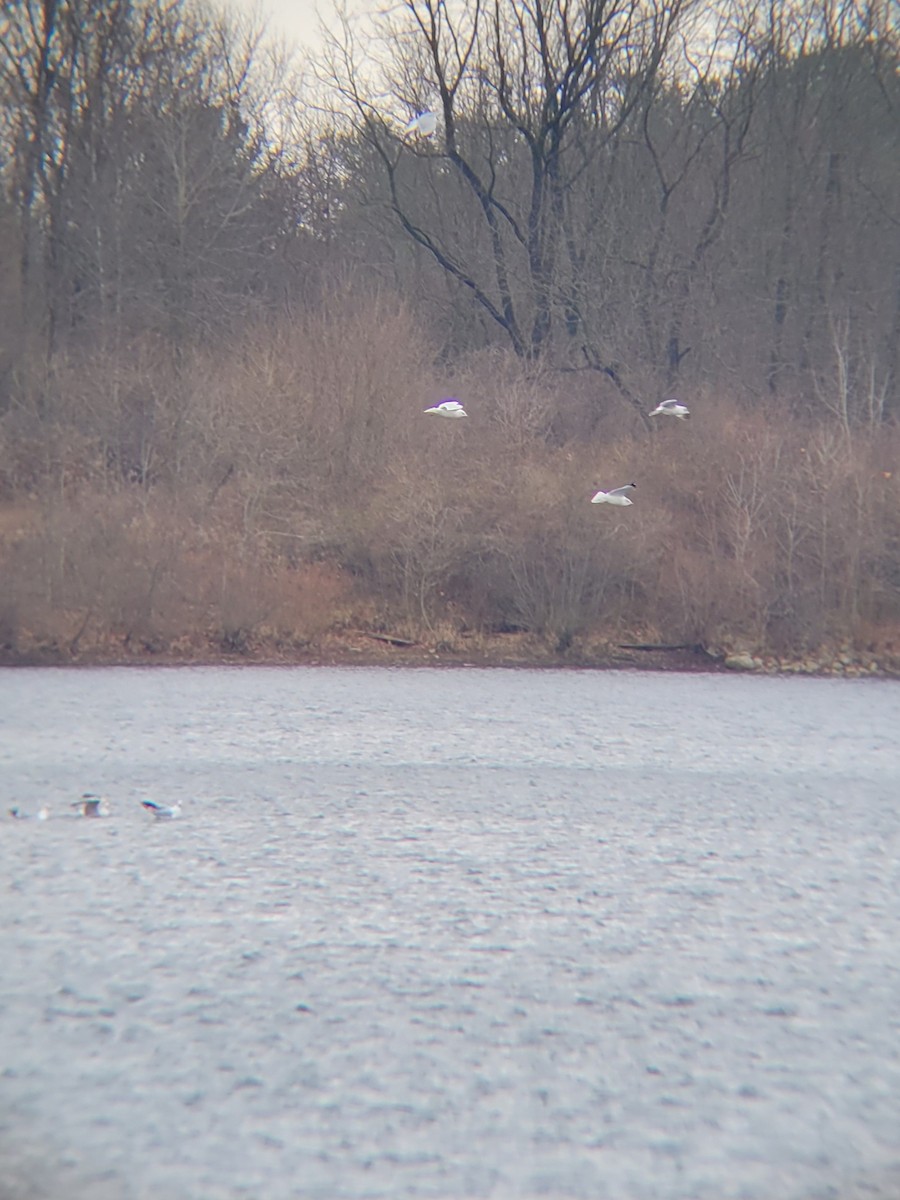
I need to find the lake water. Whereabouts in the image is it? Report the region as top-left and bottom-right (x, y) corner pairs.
(1, 666), (899, 1200)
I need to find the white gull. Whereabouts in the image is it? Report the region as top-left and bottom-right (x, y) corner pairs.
(141, 799), (182, 820)
(424, 399), (467, 419)
(403, 110), (438, 138)
(649, 398), (690, 420)
(590, 483), (636, 507)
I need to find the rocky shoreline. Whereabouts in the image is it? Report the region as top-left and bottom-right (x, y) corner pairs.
(721, 649), (892, 676)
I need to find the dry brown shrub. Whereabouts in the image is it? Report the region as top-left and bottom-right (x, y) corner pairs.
(0, 409), (106, 496)
(440, 349), (557, 456)
(184, 287), (433, 516)
(333, 462), (472, 632)
(447, 448), (666, 640)
(206, 558), (352, 651)
(639, 402), (900, 650)
(0, 480), (356, 655)
(2, 301), (899, 659)
(3, 488), (196, 651)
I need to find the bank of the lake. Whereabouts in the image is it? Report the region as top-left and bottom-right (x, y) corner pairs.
(2, 624), (899, 677)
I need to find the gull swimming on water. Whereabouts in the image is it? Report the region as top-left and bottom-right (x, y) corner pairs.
(141, 799), (182, 820)
(649, 398), (690, 420)
(72, 793), (110, 817)
(591, 483), (636, 506)
(424, 399), (467, 419)
(403, 110), (438, 138)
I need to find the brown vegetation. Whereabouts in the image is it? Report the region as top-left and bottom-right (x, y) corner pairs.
(0, 0), (898, 671)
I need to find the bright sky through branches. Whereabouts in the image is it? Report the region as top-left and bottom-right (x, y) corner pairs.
(221, 0), (353, 50)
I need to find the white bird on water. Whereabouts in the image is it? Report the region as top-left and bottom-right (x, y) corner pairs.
(72, 793), (110, 818)
(403, 110), (438, 138)
(591, 483), (636, 507)
(424, 398), (467, 419)
(141, 799), (182, 820)
(649, 398), (690, 420)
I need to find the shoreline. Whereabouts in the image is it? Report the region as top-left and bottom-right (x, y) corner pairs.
(2, 632), (897, 677)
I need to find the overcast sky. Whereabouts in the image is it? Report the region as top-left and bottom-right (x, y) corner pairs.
(221, 0), (344, 52)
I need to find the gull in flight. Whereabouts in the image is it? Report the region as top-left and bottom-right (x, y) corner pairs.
(591, 483), (636, 506)
(649, 398), (690, 420)
(424, 399), (467, 419)
(403, 110), (438, 138)
(9, 805), (50, 821)
(141, 799), (182, 820)
(72, 793), (110, 818)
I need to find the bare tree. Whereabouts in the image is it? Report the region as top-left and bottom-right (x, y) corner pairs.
(319, 0), (689, 396)
(0, 0), (290, 393)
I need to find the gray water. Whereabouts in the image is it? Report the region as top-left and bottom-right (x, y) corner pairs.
(1, 666), (899, 1200)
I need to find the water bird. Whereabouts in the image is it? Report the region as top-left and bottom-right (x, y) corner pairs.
(141, 799), (182, 820)
(424, 399), (467, 419)
(403, 110), (438, 138)
(649, 398), (690, 420)
(591, 483), (636, 506)
(72, 793), (110, 817)
(9, 805), (50, 821)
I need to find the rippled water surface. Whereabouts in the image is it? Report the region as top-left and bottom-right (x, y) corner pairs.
(1, 666), (899, 1200)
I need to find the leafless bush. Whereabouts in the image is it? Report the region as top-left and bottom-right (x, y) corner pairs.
(170, 288), (434, 535)
(1, 308), (898, 660)
(3, 489), (190, 651)
(208, 555), (352, 652)
(444, 350), (557, 455)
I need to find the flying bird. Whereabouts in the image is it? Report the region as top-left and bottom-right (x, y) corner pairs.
(591, 483), (636, 506)
(72, 793), (110, 818)
(424, 399), (467, 419)
(141, 799), (182, 820)
(403, 110), (438, 138)
(649, 398), (690, 420)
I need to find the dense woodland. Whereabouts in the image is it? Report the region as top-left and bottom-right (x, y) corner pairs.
(0, 0), (898, 665)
